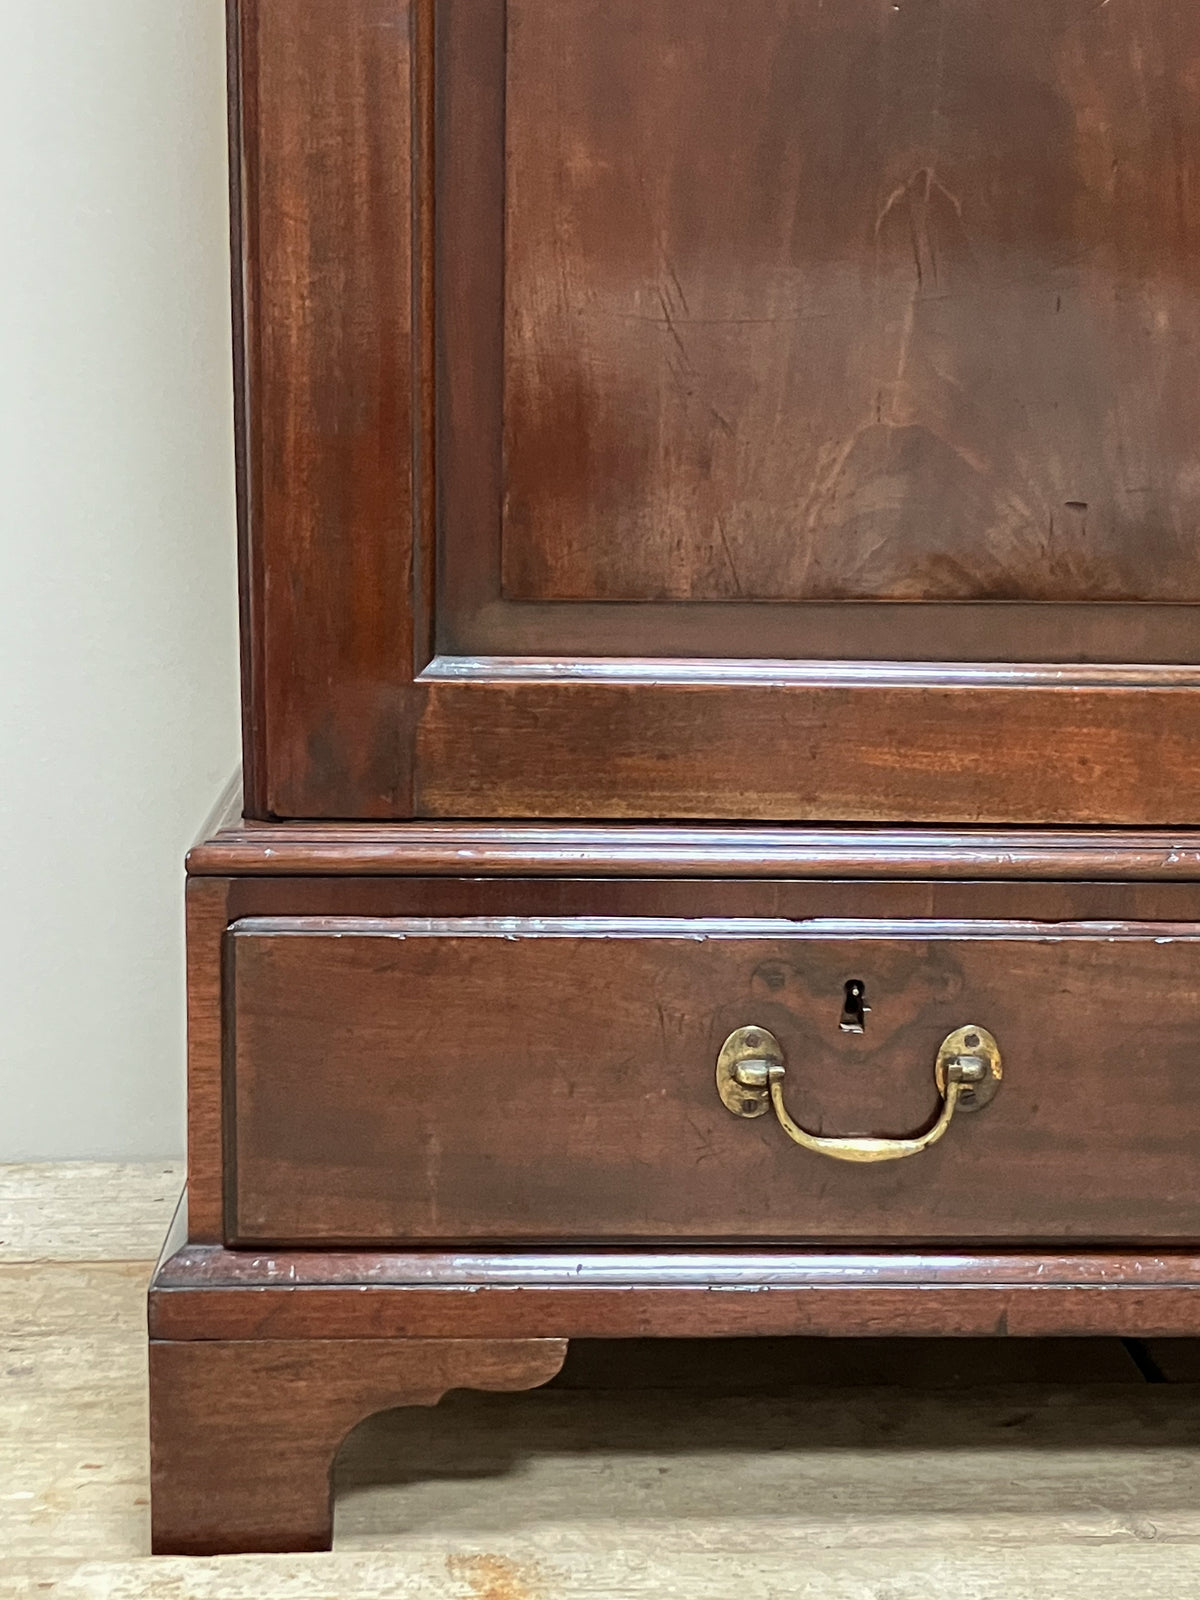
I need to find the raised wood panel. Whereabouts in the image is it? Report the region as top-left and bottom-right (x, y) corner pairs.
(435, 0), (1200, 665)
(500, 0), (1200, 604)
(230, 917), (1200, 1245)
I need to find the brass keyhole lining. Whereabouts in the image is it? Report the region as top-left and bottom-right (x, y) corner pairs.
(839, 978), (870, 1034)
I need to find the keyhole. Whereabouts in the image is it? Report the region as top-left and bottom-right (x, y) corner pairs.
(840, 979), (870, 1034)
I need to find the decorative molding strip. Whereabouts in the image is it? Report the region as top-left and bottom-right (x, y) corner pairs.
(419, 655), (1200, 689)
(189, 816), (1200, 880)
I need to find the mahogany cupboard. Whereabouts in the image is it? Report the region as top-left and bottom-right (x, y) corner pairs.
(149, 0), (1200, 1553)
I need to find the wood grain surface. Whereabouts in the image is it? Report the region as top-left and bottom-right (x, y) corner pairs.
(501, 0), (1200, 605)
(183, 879), (230, 1242)
(410, 677), (1200, 823)
(228, 915), (1200, 1246)
(232, 0), (415, 819)
(150, 1337), (567, 1554)
(20, 1546), (1200, 1600)
(215, 874), (1200, 925)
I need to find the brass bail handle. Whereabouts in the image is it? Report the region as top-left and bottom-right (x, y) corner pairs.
(715, 1024), (1002, 1164)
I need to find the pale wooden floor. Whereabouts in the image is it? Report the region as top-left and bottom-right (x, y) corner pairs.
(6, 1165), (1200, 1598)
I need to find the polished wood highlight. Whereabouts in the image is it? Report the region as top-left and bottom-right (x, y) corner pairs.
(189, 815), (1200, 882)
(229, 916), (1200, 1246)
(150, 1237), (1200, 1343)
(149, 1336), (567, 1554)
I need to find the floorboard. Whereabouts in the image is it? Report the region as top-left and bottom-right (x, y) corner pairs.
(4, 1163), (1200, 1598)
(0, 1163), (184, 1262)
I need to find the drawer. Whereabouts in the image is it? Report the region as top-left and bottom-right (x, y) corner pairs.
(228, 916), (1200, 1246)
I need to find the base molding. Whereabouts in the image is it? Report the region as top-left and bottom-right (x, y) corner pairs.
(149, 1218), (1200, 1552)
(150, 1233), (1200, 1343)
(189, 811), (1200, 881)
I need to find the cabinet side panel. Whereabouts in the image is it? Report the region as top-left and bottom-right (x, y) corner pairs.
(235, 0), (416, 818)
(186, 879), (233, 1242)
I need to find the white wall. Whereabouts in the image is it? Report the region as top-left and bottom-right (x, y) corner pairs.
(0, 2), (240, 1159)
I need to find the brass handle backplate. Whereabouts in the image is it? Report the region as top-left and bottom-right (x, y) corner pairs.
(715, 1024), (1002, 1164)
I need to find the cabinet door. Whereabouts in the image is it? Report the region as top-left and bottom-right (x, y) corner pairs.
(233, 0), (1200, 821)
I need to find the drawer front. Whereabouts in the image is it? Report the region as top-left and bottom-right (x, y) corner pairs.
(229, 916), (1200, 1246)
